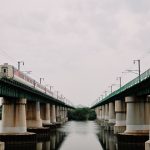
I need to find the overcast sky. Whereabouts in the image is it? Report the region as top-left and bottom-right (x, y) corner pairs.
(0, 0), (150, 106)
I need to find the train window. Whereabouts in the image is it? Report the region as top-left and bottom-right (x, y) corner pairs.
(2, 67), (7, 73)
(1, 67), (8, 77)
(3, 69), (6, 73)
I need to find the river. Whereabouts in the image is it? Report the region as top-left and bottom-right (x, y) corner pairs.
(1, 121), (145, 150)
(58, 121), (103, 150)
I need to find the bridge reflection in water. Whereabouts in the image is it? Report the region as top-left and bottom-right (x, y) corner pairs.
(97, 127), (117, 150)
(97, 127), (145, 150)
(5, 131), (66, 150)
(2, 121), (144, 150)
(4, 121), (102, 150)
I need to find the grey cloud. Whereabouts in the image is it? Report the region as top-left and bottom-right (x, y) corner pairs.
(0, 0), (150, 105)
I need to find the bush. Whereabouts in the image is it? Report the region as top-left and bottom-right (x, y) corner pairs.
(68, 107), (96, 121)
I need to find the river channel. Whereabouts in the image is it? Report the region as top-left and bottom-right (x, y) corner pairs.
(1, 121), (146, 150)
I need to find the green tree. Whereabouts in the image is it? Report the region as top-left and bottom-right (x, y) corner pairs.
(68, 107), (96, 121)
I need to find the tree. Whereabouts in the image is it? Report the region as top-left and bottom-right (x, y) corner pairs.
(68, 107), (96, 121)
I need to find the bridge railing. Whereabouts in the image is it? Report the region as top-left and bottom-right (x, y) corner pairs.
(93, 68), (150, 107)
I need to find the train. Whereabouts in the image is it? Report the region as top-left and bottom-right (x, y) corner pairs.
(0, 63), (53, 97)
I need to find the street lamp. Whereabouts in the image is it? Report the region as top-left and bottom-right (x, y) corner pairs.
(45, 84), (54, 96)
(116, 77), (122, 88)
(109, 84), (117, 93)
(40, 78), (44, 84)
(133, 59), (141, 82)
(18, 61), (24, 70)
(49, 86), (53, 92)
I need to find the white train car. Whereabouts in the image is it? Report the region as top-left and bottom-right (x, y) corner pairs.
(0, 63), (53, 97)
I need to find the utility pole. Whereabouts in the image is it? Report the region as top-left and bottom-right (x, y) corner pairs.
(50, 86), (53, 92)
(133, 59), (141, 82)
(117, 77), (122, 88)
(18, 61), (24, 70)
(109, 85), (113, 93)
(40, 78), (44, 84)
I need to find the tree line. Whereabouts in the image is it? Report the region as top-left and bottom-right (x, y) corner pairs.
(68, 107), (96, 121)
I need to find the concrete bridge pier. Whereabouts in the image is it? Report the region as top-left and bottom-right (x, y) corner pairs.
(114, 100), (126, 134)
(101, 105), (105, 127)
(56, 105), (61, 123)
(145, 96), (150, 150)
(1, 97), (27, 133)
(51, 104), (56, 123)
(0, 97), (36, 144)
(96, 107), (99, 119)
(124, 96), (149, 135)
(108, 102), (116, 131)
(98, 106), (102, 121)
(40, 103), (51, 126)
(104, 104), (109, 130)
(61, 107), (65, 123)
(118, 96), (150, 150)
(26, 101), (42, 128)
(96, 106), (101, 124)
(100, 106), (102, 120)
(59, 106), (63, 122)
(64, 107), (68, 122)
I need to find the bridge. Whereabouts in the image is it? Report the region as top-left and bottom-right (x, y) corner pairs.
(0, 63), (74, 146)
(91, 68), (150, 150)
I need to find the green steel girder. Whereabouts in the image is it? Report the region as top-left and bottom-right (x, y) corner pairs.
(92, 68), (150, 109)
(0, 78), (74, 108)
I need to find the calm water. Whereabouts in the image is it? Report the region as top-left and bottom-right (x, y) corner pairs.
(2, 121), (105, 150)
(0, 121), (144, 150)
(57, 121), (103, 150)
(0, 121), (145, 150)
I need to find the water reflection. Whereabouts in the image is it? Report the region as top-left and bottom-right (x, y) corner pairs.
(97, 127), (116, 150)
(97, 127), (146, 150)
(4, 121), (103, 150)
(37, 131), (66, 150)
(1, 121), (147, 150)
(58, 121), (103, 150)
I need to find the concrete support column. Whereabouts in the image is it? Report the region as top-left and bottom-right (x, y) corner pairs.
(96, 107), (101, 121)
(56, 105), (61, 122)
(102, 105), (105, 120)
(65, 108), (68, 122)
(64, 107), (68, 122)
(51, 104), (56, 123)
(114, 100), (126, 134)
(101, 105), (105, 126)
(104, 104), (109, 121)
(0, 142), (4, 150)
(108, 102), (116, 130)
(40, 103), (50, 125)
(145, 96), (150, 150)
(125, 96), (149, 134)
(59, 106), (62, 122)
(62, 107), (65, 123)
(26, 101), (42, 128)
(95, 108), (99, 118)
(99, 106), (102, 121)
(62, 107), (65, 119)
(2, 98), (27, 133)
